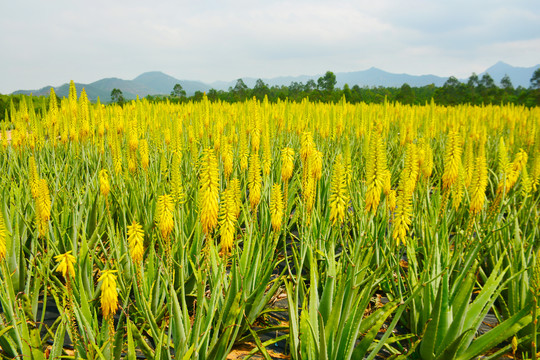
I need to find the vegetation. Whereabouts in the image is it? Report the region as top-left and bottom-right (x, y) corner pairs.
(110, 88), (125, 106)
(0, 80), (539, 359)
(167, 70), (540, 107)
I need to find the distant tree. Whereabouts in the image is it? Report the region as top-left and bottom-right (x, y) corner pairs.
(531, 68), (540, 89)
(193, 91), (204, 102)
(435, 76), (468, 105)
(252, 79), (269, 100)
(500, 74), (514, 91)
(110, 88), (125, 105)
(317, 71), (337, 93)
(207, 88), (219, 101)
(396, 83), (415, 104)
(288, 81), (304, 100)
(445, 76), (461, 88)
(467, 73), (480, 88)
(479, 73), (498, 103)
(480, 73), (496, 89)
(232, 79), (249, 101)
(342, 84), (352, 102)
(351, 85), (362, 102)
(530, 68), (540, 105)
(500, 74), (515, 104)
(466, 73), (481, 104)
(171, 83), (186, 98)
(305, 79), (317, 92)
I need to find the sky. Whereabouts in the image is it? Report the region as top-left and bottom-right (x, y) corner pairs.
(1, 0), (539, 94)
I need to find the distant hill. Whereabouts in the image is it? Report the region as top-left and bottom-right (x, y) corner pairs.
(209, 74), (318, 90)
(179, 63), (537, 91)
(480, 61), (539, 88)
(13, 83), (109, 100)
(13, 72), (209, 101)
(134, 71), (208, 95)
(336, 68), (447, 88)
(12, 62), (540, 101)
(90, 77), (156, 98)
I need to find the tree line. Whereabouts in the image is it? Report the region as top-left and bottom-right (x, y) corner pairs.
(150, 69), (540, 107)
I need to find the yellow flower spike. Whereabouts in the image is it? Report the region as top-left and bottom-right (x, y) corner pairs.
(98, 270), (118, 319)
(230, 178), (242, 218)
(29, 156), (40, 199)
(442, 130), (462, 192)
(387, 189), (397, 212)
(303, 171), (316, 217)
(463, 140), (474, 188)
(281, 147), (295, 183)
(239, 131), (249, 171)
(36, 178), (51, 236)
(0, 213), (8, 262)
(270, 184), (284, 232)
(55, 251), (76, 279)
(365, 130), (388, 213)
(171, 152), (185, 204)
(199, 149), (220, 235)
(329, 155), (349, 226)
(251, 127), (261, 153)
(469, 154), (488, 214)
(248, 153), (262, 210)
(140, 139), (149, 171)
(99, 169), (110, 197)
(156, 194), (175, 239)
(521, 166), (532, 198)
(222, 141), (233, 180)
(262, 130), (272, 176)
(300, 132), (314, 163)
(421, 140), (434, 179)
(311, 150), (323, 181)
(218, 188), (237, 254)
(498, 137), (510, 176)
(127, 221), (145, 263)
(392, 188), (412, 246)
(503, 149), (528, 192)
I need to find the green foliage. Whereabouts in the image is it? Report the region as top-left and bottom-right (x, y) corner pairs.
(171, 83), (186, 98)
(110, 88), (125, 105)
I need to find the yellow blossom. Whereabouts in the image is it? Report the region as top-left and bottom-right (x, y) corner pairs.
(99, 270), (118, 319)
(55, 251), (76, 279)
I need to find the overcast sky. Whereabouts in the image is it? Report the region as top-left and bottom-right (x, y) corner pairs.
(1, 0), (539, 93)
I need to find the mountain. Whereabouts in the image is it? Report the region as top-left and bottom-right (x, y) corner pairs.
(13, 83), (109, 100)
(480, 61), (539, 88)
(209, 74), (318, 90)
(134, 71), (208, 95)
(13, 72), (209, 101)
(90, 77), (156, 98)
(207, 69), (448, 90)
(11, 62), (540, 100)
(335, 67), (447, 88)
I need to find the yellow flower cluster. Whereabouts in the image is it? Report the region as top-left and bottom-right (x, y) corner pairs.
(127, 221), (145, 263)
(99, 270), (118, 319)
(329, 155), (349, 225)
(55, 251), (76, 279)
(200, 149), (219, 235)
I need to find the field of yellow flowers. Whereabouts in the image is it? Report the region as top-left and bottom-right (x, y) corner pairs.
(0, 82), (539, 359)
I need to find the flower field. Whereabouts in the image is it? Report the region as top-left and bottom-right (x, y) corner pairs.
(0, 82), (539, 359)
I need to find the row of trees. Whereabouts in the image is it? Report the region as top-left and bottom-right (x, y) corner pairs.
(141, 69), (540, 107)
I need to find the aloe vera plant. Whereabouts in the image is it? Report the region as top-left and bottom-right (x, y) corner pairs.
(0, 91), (538, 360)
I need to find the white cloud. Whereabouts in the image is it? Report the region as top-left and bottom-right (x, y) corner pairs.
(0, 0), (539, 93)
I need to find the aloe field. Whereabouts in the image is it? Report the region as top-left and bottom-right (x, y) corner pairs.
(0, 82), (539, 359)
